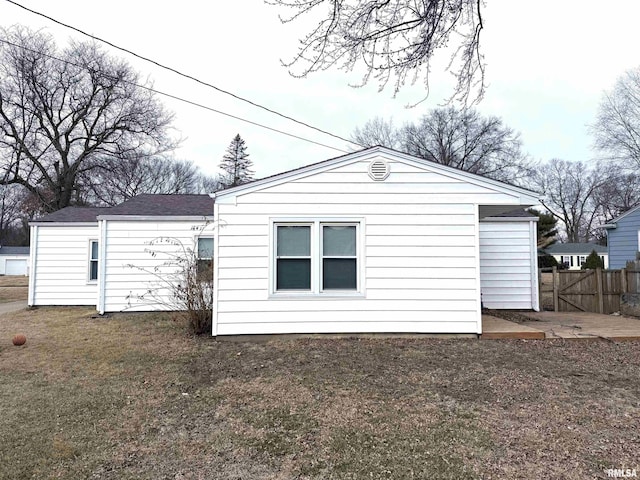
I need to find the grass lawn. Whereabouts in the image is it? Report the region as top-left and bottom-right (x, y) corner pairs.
(0, 275), (28, 304)
(0, 308), (639, 479)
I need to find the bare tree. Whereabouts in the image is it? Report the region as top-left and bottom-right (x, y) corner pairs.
(0, 27), (177, 213)
(0, 185), (26, 244)
(352, 107), (532, 183)
(82, 157), (217, 206)
(592, 168), (640, 222)
(267, 0), (485, 104)
(352, 117), (400, 149)
(593, 66), (640, 167)
(533, 159), (604, 243)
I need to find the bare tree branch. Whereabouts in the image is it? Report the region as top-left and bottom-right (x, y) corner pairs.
(267, 0), (485, 105)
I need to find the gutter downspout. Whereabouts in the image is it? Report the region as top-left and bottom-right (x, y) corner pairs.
(97, 219), (107, 315)
(474, 205), (482, 335)
(27, 225), (37, 306)
(211, 193), (218, 337)
(530, 219), (541, 311)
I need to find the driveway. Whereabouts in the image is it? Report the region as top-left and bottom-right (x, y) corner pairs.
(0, 300), (28, 315)
(518, 311), (640, 340)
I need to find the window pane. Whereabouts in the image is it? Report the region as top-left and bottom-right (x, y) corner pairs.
(197, 238), (214, 259)
(91, 241), (98, 260)
(323, 226), (355, 256)
(277, 258), (311, 290)
(90, 261), (98, 281)
(323, 258), (356, 290)
(277, 226), (310, 256)
(197, 259), (213, 281)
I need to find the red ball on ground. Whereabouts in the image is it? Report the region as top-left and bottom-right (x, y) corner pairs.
(12, 334), (26, 346)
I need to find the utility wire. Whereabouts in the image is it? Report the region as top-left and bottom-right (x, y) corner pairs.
(5, 0), (364, 149)
(0, 37), (351, 154)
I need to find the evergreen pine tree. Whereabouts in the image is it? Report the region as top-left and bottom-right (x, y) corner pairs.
(219, 134), (254, 188)
(529, 208), (558, 248)
(581, 250), (605, 270)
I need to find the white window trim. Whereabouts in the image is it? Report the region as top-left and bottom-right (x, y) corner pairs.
(88, 239), (99, 284)
(269, 217), (365, 298)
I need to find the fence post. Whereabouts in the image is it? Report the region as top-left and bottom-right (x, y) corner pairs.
(595, 268), (604, 314)
(621, 268), (628, 294)
(553, 266), (559, 312)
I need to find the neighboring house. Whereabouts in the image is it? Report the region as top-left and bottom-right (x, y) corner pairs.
(0, 246), (30, 275)
(211, 147), (540, 336)
(603, 205), (640, 269)
(28, 195), (214, 311)
(545, 243), (608, 270)
(29, 147), (542, 335)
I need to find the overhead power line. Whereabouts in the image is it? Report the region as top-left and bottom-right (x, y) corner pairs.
(0, 37), (351, 154)
(5, 0), (363, 149)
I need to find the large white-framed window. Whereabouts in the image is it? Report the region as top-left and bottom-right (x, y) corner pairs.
(272, 220), (361, 295)
(88, 240), (99, 283)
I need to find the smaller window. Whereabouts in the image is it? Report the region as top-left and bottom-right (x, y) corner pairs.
(579, 255), (586, 266)
(89, 240), (99, 282)
(196, 237), (214, 279)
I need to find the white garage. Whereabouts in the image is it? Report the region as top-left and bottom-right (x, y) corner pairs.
(0, 246), (30, 276)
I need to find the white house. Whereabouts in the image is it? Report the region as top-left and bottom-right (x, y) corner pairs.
(211, 147), (540, 336)
(28, 147), (541, 336)
(0, 246), (30, 275)
(28, 195), (214, 311)
(545, 243), (608, 270)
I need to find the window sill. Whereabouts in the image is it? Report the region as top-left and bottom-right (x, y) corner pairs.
(268, 292), (365, 300)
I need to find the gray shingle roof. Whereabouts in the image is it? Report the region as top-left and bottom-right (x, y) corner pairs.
(489, 208), (537, 218)
(102, 194), (214, 217)
(545, 243), (607, 254)
(33, 207), (108, 223)
(32, 194), (214, 223)
(0, 246), (29, 255)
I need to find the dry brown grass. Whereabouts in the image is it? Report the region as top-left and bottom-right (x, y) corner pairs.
(0, 276), (28, 304)
(1, 308), (639, 479)
(0, 275), (28, 287)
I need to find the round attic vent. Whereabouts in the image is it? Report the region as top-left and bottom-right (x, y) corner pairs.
(368, 160), (390, 181)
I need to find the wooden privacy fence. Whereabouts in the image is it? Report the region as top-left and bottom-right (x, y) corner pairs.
(551, 267), (640, 314)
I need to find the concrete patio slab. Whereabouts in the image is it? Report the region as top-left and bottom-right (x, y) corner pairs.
(481, 315), (545, 340)
(517, 311), (640, 341)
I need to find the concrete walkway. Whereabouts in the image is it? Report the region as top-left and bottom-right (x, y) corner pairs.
(518, 311), (640, 341)
(0, 300), (28, 315)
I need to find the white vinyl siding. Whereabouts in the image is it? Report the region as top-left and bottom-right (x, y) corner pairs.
(214, 156), (526, 335)
(102, 220), (213, 312)
(30, 225), (99, 305)
(479, 221), (537, 310)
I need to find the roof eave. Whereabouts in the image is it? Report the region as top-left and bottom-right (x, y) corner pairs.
(96, 215), (215, 221)
(214, 146), (541, 201)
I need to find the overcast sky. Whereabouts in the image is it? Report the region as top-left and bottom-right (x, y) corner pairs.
(1, 1), (639, 179)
